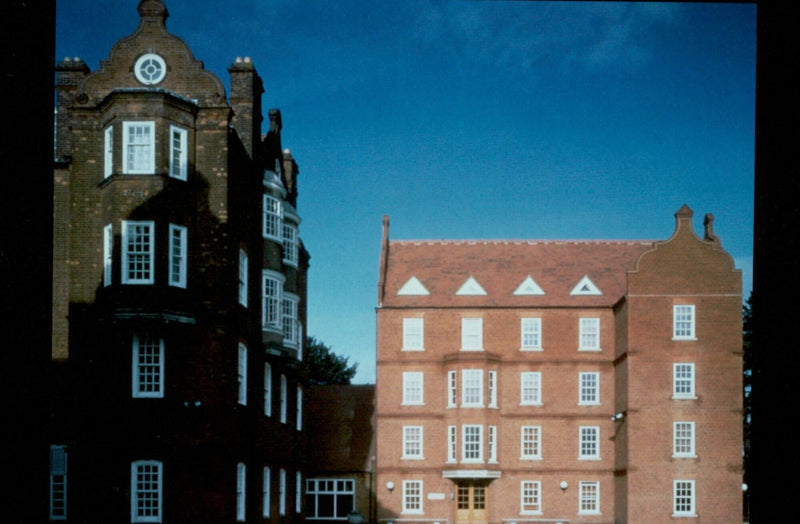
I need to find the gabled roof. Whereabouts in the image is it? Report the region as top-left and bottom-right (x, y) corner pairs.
(380, 239), (655, 308)
(376, 206), (739, 308)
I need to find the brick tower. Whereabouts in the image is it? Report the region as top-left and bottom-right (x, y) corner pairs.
(50, 1), (309, 522)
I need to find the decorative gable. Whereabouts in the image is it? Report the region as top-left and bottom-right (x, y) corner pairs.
(397, 276), (430, 296)
(456, 276), (487, 296)
(513, 275), (546, 296)
(570, 275), (602, 296)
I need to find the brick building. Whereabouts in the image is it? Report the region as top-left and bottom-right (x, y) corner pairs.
(305, 385), (377, 524)
(50, 1), (309, 522)
(375, 207), (742, 523)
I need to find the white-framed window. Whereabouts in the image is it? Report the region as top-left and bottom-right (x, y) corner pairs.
(280, 374), (287, 424)
(168, 224), (187, 288)
(520, 371), (542, 406)
(578, 372), (600, 405)
(488, 425), (498, 463)
(263, 194), (283, 241)
(104, 125), (113, 177)
(262, 270), (285, 331)
(447, 370), (457, 408)
(462, 424), (483, 463)
(122, 220), (154, 284)
(521, 426), (542, 460)
(402, 371), (424, 405)
(236, 462), (246, 522)
(579, 426), (600, 460)
(673, 480), (696, 517)
(264, 363), (272, 416)
(134, 54), (166, 85)
(49, 445), (67, 520)
(238, 249), (248, 307)
(279, 469), (287, 516)
(282, 293), (300, 349)
(673, 363), (696, 399)
(673, 305), (696, 340)
(402, 426), (424, 459)
(520, 480), (542, 514)
(305, 479), (355, 520)
(461, 318), (483, 351)
(262, 467), (271, 518)
(579, 481), (600, 515)
(520, 317), (542, 350)
(237, 343), (247, 406)
(123, 121), (155, 174)
(103, 223), (113, 287)
(447, 425), (457, 463)
(402, 480), (423, 514)
(296, 385), (303, 431)
(132, 334), (164, 398)
(579, 317), (600, 351)
(131, 460), (162, 523)
(402, 317), (424, 351)
(282, 223), (299, 267)
(462, 369), (484, 407)
(488, 370), (498, 408)
(169, 125), (187, 180)
(296, 471), (302, 514)
(673, 421), (696, 458)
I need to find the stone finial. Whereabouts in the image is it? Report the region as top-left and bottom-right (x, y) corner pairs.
(138, 0), (169, 23)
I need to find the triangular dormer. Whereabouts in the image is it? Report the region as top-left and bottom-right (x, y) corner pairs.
(513, 275), (546, 296)
(570, 275), (602, 296)
(397, 276), (430, 296)
(456, 276), (487, 296)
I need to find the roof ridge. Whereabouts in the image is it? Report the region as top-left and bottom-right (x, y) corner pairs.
(390, 239), (657, 245)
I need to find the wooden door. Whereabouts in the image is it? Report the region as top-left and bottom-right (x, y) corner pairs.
(455, 482), (487, 524)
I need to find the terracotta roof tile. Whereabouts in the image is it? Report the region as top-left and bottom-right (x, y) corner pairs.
(381, 239), (655, 308)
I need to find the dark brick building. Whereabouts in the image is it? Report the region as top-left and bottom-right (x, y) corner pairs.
(375, 207), (742, 523)
(305, 385), (377, 524)
(50, 1), (309, 522)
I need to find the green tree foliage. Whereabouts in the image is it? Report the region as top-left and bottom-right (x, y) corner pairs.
(742, 291), (753, 485)
(306, 336), (358, 385)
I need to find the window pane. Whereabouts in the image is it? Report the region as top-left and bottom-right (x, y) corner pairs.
(123, 222), (153, 284)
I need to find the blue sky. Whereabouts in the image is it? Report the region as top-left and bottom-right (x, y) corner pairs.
(57, 1), (756, 384)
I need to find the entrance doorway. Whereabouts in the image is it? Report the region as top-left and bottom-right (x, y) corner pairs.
(455, 482), (488, 524)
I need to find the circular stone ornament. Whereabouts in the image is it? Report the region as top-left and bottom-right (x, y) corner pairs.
(134, 53), (167, 85)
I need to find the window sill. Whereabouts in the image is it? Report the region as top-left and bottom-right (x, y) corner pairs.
(577, 347), (602, 352)
(402, 456), (425, 461)
(520, 457), (542, 461)
(578, 456), (601, 461)
(672, 337), (698, 342)
(401, 402), (425, 407)
(671, 513), (697, 518)
(520, 347), (543, 352)
(673, 454), (698, 459)
(520, 402), (543, 407)
(520, 511), (543, 516)
(672, 395), (698, 400)
(401, 348), (425, 352)
(578, 402), (601, 407)
(578, 511), (601, 516)
(460, 348), (485, 352)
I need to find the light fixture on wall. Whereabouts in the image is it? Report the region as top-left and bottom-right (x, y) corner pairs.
(560, 481), (568, 491)
(611, 411), (627, 421)
(386, 481), (395, 492)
